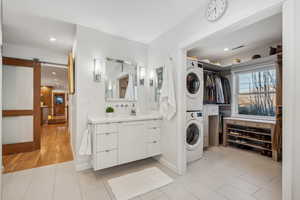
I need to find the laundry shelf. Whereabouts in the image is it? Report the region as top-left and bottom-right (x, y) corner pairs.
(223, 117), (278, 161)
(227, 133), (272, 144)
(227, 127), (271, 136)
(227, 139), (272, 151)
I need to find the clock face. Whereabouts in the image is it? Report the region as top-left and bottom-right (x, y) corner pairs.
(207, 0), (227, 22)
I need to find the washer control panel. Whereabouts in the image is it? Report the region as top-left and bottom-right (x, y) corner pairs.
(187, 110), (203, 120)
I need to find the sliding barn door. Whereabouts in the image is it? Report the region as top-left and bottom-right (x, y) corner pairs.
(2, 57), (41, 155)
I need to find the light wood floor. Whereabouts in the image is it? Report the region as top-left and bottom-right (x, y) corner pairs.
(3, 123), (73, 173)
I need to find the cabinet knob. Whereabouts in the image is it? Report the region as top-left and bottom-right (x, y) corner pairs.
(153, 141), (157, 144)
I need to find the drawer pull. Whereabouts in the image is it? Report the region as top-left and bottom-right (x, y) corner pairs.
(105, 133), (111, 135)
(105, 150), (110, 152)
(153, 141), (157, 144)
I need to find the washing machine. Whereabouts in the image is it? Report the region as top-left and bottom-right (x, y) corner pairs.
(186, 110), (204, 163)
(186, 59), (204, 111)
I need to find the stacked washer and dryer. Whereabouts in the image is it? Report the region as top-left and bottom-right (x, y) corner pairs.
(186, 58), (204, 163)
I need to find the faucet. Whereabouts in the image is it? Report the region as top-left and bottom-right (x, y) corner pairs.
(130, 103), (136, 116)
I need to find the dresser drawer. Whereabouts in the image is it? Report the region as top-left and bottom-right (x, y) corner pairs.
(204, 105), (219, 115)
(95, 124), (117, 134)
(94, 150), (118, 170)
(147, 141), (161, 157)
(147, 120), (161, 129)
(147, 128), (161, 142)
(96, 133), (118, 152)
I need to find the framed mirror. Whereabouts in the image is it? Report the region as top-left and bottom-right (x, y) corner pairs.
(154, 66), (164, 102)
(105, 58), (138, 101)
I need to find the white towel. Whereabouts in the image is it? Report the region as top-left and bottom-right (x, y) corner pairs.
(79, 128), (92, 155)
(159, 58), (176, 120)
(125, 73), (135, 100)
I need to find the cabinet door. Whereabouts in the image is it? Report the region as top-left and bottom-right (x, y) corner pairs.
(118, 122), (147, 164)
(94, 150), (118, 170)
(147, 141), (161, 157)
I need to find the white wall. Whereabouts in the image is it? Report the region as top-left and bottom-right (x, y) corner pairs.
(72, 25), (148, 170)
(282, 1), (300, 199)
(148, 0), (284, 174)
(3, 43), (68, 64)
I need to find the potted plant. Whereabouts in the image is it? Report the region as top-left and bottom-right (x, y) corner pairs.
(106, 106), (114, 117)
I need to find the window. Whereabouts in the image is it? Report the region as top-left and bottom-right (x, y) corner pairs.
(234, 66), (276, 118)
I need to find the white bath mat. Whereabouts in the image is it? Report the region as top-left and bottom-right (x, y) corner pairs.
(108, 167), (173, 200)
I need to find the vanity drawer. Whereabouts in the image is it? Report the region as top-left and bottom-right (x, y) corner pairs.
(94, 150), (118, 170)
(147, 128), (161, 142)
(147, 120), (161, 129)
(147, 141), (161, 157)
(96, 133), (118, 152)
(95, 124), (117, 134)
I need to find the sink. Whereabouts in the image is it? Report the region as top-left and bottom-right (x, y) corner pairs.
(88, 112), (162, 124)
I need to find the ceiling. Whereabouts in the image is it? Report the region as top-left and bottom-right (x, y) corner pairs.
(41, 66), (68, 90)
(3, 0), (208, 44)
(3, 12), (76, 54)
(188, 13), (282, 62)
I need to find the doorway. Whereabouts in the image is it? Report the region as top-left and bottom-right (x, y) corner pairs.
(2, 57), (41, 155)
(183, 12), (283, 200)
(2, 59), (73, 173)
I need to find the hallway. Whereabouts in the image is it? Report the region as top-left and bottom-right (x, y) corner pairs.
(2, 124), (73, 173)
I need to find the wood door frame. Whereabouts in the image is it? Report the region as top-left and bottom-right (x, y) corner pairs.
(2, 57), (41, 155)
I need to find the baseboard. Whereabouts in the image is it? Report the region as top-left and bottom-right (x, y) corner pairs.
(75, 161), (92, 171)
(155, 156), (179, 174)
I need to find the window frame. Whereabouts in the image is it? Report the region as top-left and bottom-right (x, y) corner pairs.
(231, 63), (277, 121)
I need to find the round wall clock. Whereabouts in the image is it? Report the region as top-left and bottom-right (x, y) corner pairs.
(206, 0), (228, 22)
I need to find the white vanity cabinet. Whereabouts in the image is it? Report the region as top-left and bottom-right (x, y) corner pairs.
(119, 121), (148, 164)
(90, 117), (162, 171)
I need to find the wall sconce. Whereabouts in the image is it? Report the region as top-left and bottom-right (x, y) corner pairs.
(93, 58), (105, 82)
(149, 70), (154, 87)
(139, 67), (145, 85)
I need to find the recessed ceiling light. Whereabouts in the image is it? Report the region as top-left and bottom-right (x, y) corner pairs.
(52, 72), (56, 75)
(49, 37), (56, 42)
(224, 48), (230, 51)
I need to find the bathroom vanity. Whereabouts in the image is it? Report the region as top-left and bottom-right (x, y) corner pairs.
(88, 114), (162, 171)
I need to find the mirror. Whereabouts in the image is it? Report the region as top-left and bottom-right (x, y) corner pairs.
(154, 67), (164, 102)
(105, 58), (138, 101)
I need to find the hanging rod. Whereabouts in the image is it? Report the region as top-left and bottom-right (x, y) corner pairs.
(40, 61), (67, 66)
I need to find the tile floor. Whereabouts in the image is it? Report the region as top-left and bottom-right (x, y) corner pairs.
(2, 146), (282, 200)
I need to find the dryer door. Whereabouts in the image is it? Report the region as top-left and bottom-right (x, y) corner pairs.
(186, 120), (203, 151)
(186, 69), (202, 98)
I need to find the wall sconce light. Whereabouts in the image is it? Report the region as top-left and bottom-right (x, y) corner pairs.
(139, 67), (145, 85)
(149, 70), (154, 87)
(93, 58), (105, 82)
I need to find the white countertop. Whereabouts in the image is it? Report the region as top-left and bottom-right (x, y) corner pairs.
(224, 117), (276, 124)
(88, 113), (163, 124)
